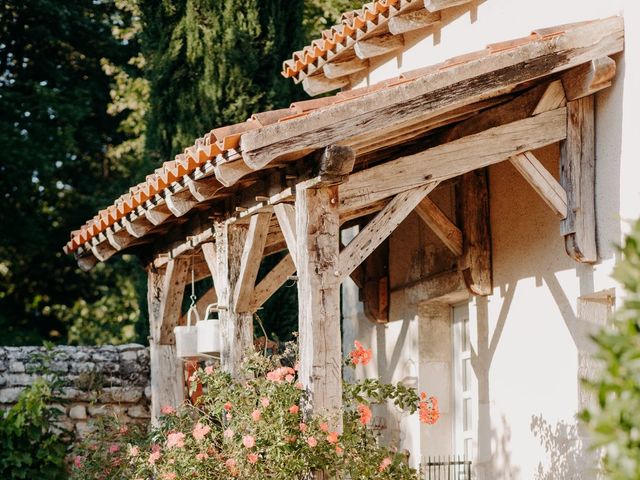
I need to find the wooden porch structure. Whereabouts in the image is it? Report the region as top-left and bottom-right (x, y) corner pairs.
(65, 17), (623, 426)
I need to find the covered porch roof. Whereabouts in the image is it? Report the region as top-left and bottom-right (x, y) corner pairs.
(65, 16), (623, 273)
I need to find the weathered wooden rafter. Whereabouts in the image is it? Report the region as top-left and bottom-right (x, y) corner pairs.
(388, 9), (441, 35)
(414, 196), (463, 256)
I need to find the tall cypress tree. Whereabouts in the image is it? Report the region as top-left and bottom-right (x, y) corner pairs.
(141, 0), (304, 161)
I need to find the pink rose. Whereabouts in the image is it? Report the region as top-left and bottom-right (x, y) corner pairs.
(379, 457), (392, 472)
(327, 431), (339, 444)
(335, 446), (344, 455)
(196, 452), (208, 460)
(289, 405), (300, 414)
(163, 473), (177, 480)
(307, 436), (318, 447)
(205, 366), (214, 374)
(166, 432), (185, 449)
(192, 422), (211, 441)
(128, 446), (139, 457)
(319, 422), (329, 432)
(109, 444), (120, 454)
(224, 428), (234, 438)
(261, 397), (270, 407)
(299, 422), (307, 433)
(251, 409), (261, 422)
(148, 451), (161, 465)
(242, 435), (255, 448)
(73, 456), (83, 468)
(247, 453), (259, 464)
(161, 405), (175, 415)
(223, 402), (232, 411)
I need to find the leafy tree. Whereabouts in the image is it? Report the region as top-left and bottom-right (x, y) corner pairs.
(0, 0), (150, 345)
(303, 0), (363, 43)
(581, 218), (640, 479)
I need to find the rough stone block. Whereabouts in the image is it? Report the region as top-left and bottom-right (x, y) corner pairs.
(9, 361), (25, 373)
(0, 387), (23, 403)
(75, 421), (96, 438)
(88, 404), (126, 417)
(120, 350), (138, 362)
(99, 387), (143, 404)
(144, 386), (152, 401)
(6, 373), (34, 387)
(50, 361), (69, 373)
(72, 362), (96, 374)
(127, 404), (151, 419)
(69, 404), (88, 420)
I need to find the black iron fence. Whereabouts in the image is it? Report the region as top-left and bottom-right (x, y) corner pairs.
(421, 456), (472, 480)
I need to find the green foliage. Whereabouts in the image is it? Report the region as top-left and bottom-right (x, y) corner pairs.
(303, 0), (363, 42)
(140, 0), (304, 161)
(581, 218), (640, 479)
(0, 0), (151, 345)
(71, 343), (438, 479)
(0, 378), (69, 479)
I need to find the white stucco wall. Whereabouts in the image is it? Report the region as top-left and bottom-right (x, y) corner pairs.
(342, 0), (640, 477)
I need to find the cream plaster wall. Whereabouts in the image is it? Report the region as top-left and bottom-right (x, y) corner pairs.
(342, 0), (640, 477)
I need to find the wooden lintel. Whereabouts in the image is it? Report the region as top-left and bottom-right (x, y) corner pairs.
(249, 253), (296, 312)
(414, 196), (463, 256)
(560, 96), (597, 263)
(323, 57), (368, 79)
(354, 33), (404, 60)
(561, 56), (616, 101)
(458, 168), (492, 296)
(339, 183), (437, 283)
(157, 256), (190, 345)
(317, 145), (356, 184)
(273, 203), (297, 264)
(233, 212), (272, 312)
(302, 75), (349, 96)
(510, 151), (568, 218)
(388, 9), (441, 34)
(424, 0), (472, 12)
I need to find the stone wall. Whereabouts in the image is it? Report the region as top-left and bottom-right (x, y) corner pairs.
(0, 344), (151, 437)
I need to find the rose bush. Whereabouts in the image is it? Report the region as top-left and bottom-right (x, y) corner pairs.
(71, 341), (439, 479)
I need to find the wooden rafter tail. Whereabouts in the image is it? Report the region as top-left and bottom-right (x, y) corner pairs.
(354, 33), (404, 60)
(165, 188), (199, 218)
(388, 9), (441, 35)
(424, 0), (472, 12)
(561, 56), (617, 101)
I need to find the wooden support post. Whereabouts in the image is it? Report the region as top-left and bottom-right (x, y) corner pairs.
(458, 168), (492, 296)
(148, 267), (185, 425)
(214, 222), (254, 377)
(560, 96), (597, 263)
(296, 183), (343, 434)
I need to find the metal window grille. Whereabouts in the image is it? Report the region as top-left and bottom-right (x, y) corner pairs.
(421, 456), (472, 480)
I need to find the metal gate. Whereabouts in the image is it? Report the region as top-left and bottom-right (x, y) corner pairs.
(421, 456), (472, 480)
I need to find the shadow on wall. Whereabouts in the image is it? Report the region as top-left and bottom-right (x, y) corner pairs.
(530, 415), (596, 480)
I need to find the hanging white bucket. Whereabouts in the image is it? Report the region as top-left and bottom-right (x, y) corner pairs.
(174, 306), (199, 358)
(197, 304), (221, 356)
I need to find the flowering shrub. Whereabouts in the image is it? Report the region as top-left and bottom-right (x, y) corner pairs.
(71, 341), (439, 479)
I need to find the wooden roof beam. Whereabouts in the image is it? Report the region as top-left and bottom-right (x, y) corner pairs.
(561, 56), (616, 101)
(323, 57), (369, 79)
(241, 17), (622, 170)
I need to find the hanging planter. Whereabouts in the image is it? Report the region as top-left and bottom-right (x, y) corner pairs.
(174, 305), (199, 358)
(197, 304), (221, 356)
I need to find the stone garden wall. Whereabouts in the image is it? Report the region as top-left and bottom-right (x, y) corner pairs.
(0, 344), (151, 437)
